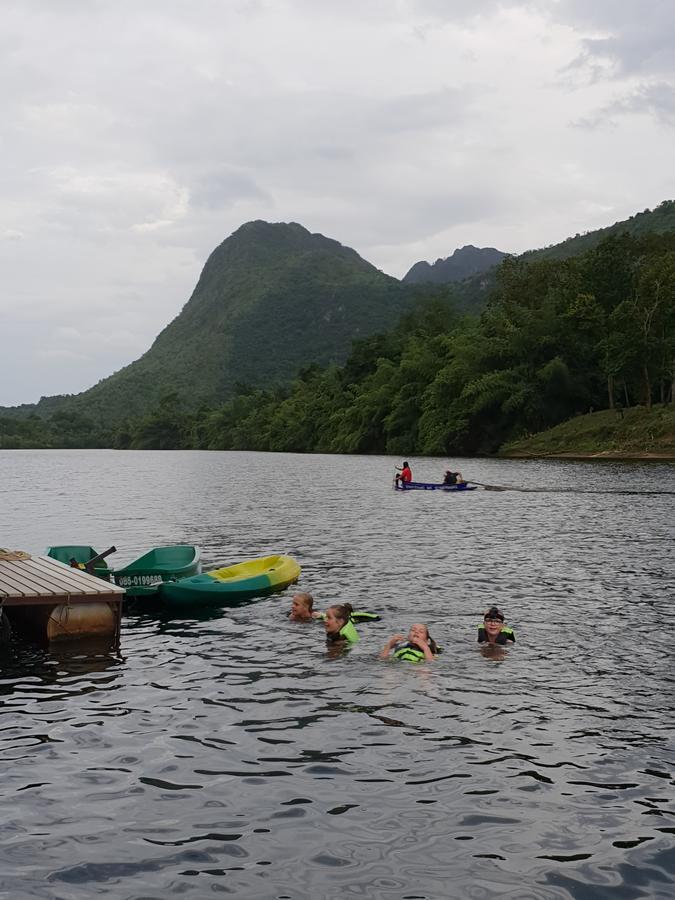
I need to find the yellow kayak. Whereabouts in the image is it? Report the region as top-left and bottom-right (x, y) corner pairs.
(158, 554), (301, 607)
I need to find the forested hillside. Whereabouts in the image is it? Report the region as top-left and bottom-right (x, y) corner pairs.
(5, 228), (671, 454)
(163, 230), (671, 456)
(524, 199), (675, 262)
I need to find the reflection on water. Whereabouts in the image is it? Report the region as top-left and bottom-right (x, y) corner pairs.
(1, 450), (674, 899)
(478, 643), (508, 662)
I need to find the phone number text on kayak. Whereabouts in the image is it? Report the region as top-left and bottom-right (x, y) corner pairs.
(116, 575), (160, 587)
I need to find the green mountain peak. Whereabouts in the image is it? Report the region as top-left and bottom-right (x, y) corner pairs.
(58, 220), (411, 422)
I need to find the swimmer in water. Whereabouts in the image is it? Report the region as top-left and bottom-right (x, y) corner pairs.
(289, 592), (319, 622)
(324, 603), (360, 645)
(380, 623), (438, 662)
(477, 607), (515, 644)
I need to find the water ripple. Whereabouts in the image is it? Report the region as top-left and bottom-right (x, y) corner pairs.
(1, 450), (674, 899)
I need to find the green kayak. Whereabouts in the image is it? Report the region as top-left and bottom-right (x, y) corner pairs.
(46, 545), (116, 581)
(113, 545), (201, 597)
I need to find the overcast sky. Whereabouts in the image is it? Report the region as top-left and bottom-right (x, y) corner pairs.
(1, 1), (673, 406)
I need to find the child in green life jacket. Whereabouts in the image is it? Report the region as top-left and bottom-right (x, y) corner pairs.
(477, 607), (515, 644)
(380, 623), (438, 662)
(324, 603), (360, 645)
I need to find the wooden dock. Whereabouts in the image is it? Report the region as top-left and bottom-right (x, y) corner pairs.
(0, 551), (125, 643)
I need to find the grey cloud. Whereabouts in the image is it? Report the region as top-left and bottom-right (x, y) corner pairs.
(195, 87), (477, 169)
(410, 0), (527, 22)
(573, 32), (675, 81)
(376, 86), (482, 132)
(312, 146), (353, 161)
(287, 0), (521, 25)
(350, 187), (509, 247)
(545, 2), (675, 133)
(118, 85), (483, 224)
(574, 81), (675, 129)
(189, 170), (271, 210)
(551, 1), (675, 79)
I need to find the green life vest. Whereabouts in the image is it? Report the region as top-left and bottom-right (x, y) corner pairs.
(350, 611), (380, 623)
(477, 624), (515, 644)
(318, 611), (379, 624)
(338, 619), (360, 643)
(393, 642), (429, 663)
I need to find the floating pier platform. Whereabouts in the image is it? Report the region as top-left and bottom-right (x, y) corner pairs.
(0, 551), (125, 644)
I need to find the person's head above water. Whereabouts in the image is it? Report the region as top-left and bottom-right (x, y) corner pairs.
(484, 607), (505, 623)
(408, 623), (438, 654)
(289, 592), (314, 621)
(483, 607), (505, 640)
(324, 603), (353, 636)
(477, 606), (515, 646)
(408, 623), (429, 643)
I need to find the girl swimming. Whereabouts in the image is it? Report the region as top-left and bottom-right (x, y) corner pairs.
(323, 603), (360, 644)
(380, 623), (438, 662)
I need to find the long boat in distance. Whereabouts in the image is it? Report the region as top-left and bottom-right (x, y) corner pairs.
(394, 480), (477, 492)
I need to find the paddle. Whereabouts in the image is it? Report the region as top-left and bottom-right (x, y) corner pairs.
(81, 545), (117, 574)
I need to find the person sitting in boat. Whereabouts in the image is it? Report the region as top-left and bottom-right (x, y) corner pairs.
(477, 607), (515, 644)
(395, 461), (413, 487)
(443, 469), (464, 486)
(324, 603), (360, 645)
(289, 592), (319, 622)
(380, 623), (439, 662)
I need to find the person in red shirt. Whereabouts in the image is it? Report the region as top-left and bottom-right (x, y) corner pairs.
(395, 461), (413, 487)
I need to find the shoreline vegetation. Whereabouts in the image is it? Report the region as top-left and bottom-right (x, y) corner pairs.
(500, 405), (675, 460)
(1, 406), (673, 461)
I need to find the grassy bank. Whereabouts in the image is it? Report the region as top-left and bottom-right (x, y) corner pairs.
(500, 404), (675, 459)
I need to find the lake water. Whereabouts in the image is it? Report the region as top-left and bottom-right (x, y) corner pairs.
(1, 449), (674, 900)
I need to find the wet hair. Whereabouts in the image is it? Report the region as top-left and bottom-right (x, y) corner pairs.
(328, 603), (353, 625)
(484, 606), (505, 622)
(293, 592), (314, 612)
(325, 603), (354, 644)
(403, 461), (409, 467)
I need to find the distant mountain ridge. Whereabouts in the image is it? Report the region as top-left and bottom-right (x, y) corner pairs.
(402, 200), (675, 286)
(403, 244), (508, 284)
